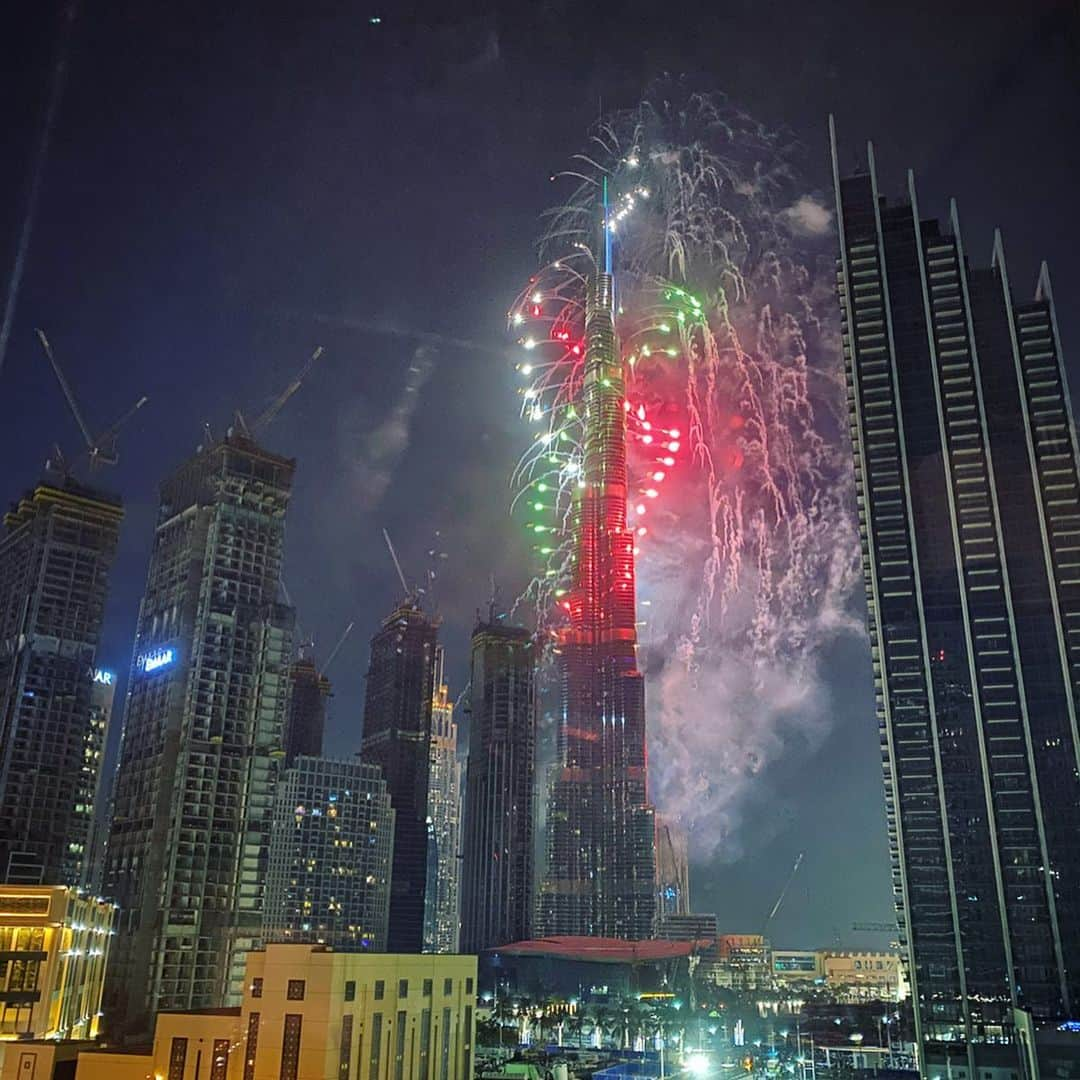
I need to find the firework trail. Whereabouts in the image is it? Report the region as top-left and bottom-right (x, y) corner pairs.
(0, 3), (79, 378)
(510, 82), (861, 861)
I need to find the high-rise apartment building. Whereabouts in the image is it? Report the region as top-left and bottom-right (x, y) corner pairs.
(361, 601), (439, 953)
(283, 656), (330, 763)
(423, 647), (461, 953)
(832, 121), (1080, 1078)
(459, 620), (535, 953)
(0, 473), (123, 887)
(83, 664), (118, 894)
(264, 755), (394, 952)
(538, 263), (657, 939)
(103, 433), (296, 1034)
(655, 814), (690, 920)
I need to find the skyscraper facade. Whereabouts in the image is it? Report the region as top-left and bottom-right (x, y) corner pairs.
(103, 433), (296, 1033)
(460, 620), (536, 953)
(361, 600), (439, 953)
(538, 267), (657, 940)
(284, 655), (331, 763)
(264, 755), (394, 952)
(833, 124), (1080, 1077)
(0, 473), (123, 887)
(424, 647), (461, 953)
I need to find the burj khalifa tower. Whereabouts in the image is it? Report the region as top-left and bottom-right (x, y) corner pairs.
(539, 193), (657, 940)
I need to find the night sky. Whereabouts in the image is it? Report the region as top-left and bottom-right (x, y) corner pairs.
(2, 0), (1077, 949)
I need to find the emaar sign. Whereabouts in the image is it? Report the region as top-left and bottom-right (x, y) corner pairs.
(137, 648), (175, 673)
(92, 669), (114, 686)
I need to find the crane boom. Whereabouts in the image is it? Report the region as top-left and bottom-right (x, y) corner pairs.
(252, 345), (324, 435)
(36, 328), (147, 470)
(323, 621), (355, 674)
(383, 529), (411, 599)
(36, 329), (94, 450)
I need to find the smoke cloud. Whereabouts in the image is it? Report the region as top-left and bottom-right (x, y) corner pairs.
(346, 345), (436, 508)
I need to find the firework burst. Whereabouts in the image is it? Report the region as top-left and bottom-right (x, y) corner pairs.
(510, 83), (860, 859)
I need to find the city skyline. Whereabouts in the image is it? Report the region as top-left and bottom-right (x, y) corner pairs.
(1, 1), (1076, 951)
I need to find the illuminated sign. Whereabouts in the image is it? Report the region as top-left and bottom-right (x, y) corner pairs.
(92, 669), (114, 686)
(138, 648), (175, 673)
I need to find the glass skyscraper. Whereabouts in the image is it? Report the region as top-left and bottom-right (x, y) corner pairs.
(0, 473), (122, 887)
(103, 432), (296, 1035)
(423, 646), (462, 954)
(537, 269), (657, 941)
(832, 121), (1080, 1078)
(360, 600), (439, 953)
(459, 619), (535, 953)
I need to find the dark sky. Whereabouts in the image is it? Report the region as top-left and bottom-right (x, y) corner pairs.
(2, 0), (1078, 949)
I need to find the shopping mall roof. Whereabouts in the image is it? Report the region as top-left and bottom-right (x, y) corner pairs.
(489, 937), (713, 964)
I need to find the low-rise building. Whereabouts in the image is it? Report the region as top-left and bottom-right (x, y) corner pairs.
(771, 949), (824, 983)
(822, 951), (901, 1001)
(0, 885), (114, 1042)
(75, 945), (477, 1080)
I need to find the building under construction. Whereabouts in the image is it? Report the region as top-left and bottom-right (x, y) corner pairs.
(103, 431), (296, 1035)
(537, 265), (657, 939)
(0, 472), (123, 886)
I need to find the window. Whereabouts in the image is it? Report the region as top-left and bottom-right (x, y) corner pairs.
(168, 1038), (188, 1080)
(419, 1009), (431, 1080)
(345, 980), (356, 1002)
(244, 1013), (260, 1080)
(281, 1014), (303, 1080)
(251, 977), (263, 998)
(369, 1013), (383, 1080)
(394, 1010), (407, 1080)
(287, 979), (306, 1001)
(212, 1039), (230, 1080)
(423, 979), (432, 997)
(439, 1008), (451, 1080)
(465, 978), (473, 995)
(340, 1015), (353, 1080)
(463, 1006), (473, 1080)
(443, 978), (452, 996)
(398, 979), (408, 999)
(375, 979), (385, 1000)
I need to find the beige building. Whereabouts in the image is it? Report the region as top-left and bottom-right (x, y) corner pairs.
(76, 945), (477, 1080)
(0, 886), (115, 1043)
(822, 951), (902, 1000)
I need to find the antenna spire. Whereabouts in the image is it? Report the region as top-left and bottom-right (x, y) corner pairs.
(602, 175), (612, 275)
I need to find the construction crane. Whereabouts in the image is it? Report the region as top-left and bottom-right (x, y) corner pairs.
(36, 328), (147, 473)
(762, 851), (805, 937)
(322, 620), (354, 675)
(852, 922), (895, 933)
(383, 528), (416, 603)
(235, 345), (323, 438)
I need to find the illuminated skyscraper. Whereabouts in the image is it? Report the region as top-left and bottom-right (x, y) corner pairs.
(103, 432), (296, 1034)
(264, 755), (394, 952)
(0, 472), (122, 887)
(424, 647), (461, 953)
(460, 619), (536, 953)
(361, 600), (439, 953)
(538, 259), (657, 939)
(833, 121), (1080, 1077)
